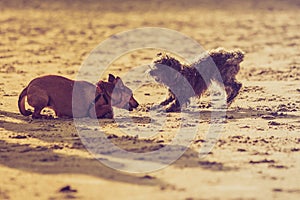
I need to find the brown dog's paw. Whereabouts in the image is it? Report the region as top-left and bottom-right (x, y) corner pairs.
(32, 114), (54, 119)
(43, 115), (54, 119)
(32, 115), (42, 119)
(102, 112), (114, 119)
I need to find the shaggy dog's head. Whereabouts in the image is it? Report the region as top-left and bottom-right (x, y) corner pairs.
(149, 53), (183, 86)
(209, 48), (244, 80)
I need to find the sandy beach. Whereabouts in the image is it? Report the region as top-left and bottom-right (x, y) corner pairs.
(0, 0), (299, 199)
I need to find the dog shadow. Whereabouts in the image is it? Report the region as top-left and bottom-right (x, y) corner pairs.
(0, 107), (297, 186)
(0, 110), (164, 186)
(183, 107), (299, 121)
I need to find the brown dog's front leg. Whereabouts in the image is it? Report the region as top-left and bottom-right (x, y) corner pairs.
(93, 105), (113, 119)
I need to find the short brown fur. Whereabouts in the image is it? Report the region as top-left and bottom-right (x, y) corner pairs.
(18, 74), (138, 119)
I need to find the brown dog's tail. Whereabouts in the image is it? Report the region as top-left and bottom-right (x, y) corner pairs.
(18, 87), (32, 116)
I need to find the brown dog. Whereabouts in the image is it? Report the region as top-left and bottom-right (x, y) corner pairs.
(149, 48), (244, 112)
(18, 74), (138, 119)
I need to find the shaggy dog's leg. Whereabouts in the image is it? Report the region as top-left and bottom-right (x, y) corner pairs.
(225, 81), (242, 105)
(165, 98), (181, 112)
(156, 90), (181, 112)
(160, 90), (176, 106)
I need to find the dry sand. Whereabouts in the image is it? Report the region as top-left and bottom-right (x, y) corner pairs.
(0, 0), (300, 199)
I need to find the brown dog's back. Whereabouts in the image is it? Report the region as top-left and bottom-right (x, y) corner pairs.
(18, 75), (107, 118)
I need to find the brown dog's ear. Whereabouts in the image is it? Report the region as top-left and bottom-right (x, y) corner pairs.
(108, 74), (115, 83)
(115, 77), (125, 88)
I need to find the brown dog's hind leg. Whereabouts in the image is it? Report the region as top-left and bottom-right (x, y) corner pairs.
(32, 107), (44, 119)
(27, 89), (49, 119)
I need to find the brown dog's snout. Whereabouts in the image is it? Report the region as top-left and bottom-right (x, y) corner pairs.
(129, 96), (139, 110)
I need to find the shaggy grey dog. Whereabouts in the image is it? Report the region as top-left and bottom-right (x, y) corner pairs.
(149, 48), (244, 112)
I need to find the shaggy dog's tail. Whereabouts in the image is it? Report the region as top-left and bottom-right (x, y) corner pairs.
(18, 87), (32, 116)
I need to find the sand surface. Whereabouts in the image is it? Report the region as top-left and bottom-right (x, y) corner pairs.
(0, 0), (300, 199)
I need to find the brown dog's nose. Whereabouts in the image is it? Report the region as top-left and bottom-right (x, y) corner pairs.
(134, 102), (139, 108)
(131, 101), (139, 108)
(129, 98), (139, 110)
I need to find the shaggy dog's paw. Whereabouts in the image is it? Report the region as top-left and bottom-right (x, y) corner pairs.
(165, 104), (181, 112)
(151, 104), (163, 110)
(226, 82), (242, 105)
